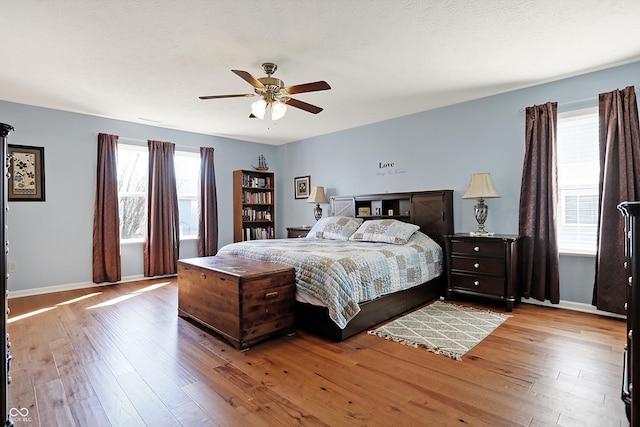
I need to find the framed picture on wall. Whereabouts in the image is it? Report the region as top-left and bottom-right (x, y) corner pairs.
(8, 144), (46, 201)
(294, 175), (310, 199)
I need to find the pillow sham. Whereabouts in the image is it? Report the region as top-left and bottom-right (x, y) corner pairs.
(305, 216), (363, 241)
(349, 219), (420, 244)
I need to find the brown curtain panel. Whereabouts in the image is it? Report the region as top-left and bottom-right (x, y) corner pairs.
(518, 102), (560, 303)
(144, 140), (180, 277)
(92, 133), (121, 283)
(593, 86), (640, 314)
(197, 147), (219, 256)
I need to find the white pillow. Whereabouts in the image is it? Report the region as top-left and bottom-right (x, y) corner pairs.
(349, 219), (420, 244)
(305, 216), (363, 241)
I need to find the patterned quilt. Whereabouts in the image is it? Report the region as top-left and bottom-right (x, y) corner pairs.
(217, 231), (443, 329)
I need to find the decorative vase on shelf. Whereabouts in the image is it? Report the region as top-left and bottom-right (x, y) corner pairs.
(253, 154), (269, 171)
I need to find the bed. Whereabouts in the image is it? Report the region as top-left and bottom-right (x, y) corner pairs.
(219, 189), (454, 341)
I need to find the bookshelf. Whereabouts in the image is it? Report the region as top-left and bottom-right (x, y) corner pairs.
(233, 169), (275, 242)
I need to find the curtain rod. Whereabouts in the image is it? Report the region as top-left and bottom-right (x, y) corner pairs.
(518, 96), (597, 113)
(97, 134), (200, 152)
(519, 88), (640, 113)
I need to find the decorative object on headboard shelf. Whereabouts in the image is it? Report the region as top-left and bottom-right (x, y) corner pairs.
(307, 186), (329, 221)
(252, 154), (268, 171)
(462, 172), (500, 236)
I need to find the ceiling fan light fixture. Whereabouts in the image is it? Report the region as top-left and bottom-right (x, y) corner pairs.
(251, 98), (287, 121)
(251, 98), (267, 119)
(271, 100), (287, 121)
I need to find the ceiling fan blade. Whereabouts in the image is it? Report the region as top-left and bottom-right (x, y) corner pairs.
(199, 94), (255, 100)
(232, 69), (266, 89)
(284, 81), (331, 95)
(285, 98), (324, 114)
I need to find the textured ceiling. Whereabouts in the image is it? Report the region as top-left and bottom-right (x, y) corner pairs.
(2, 0), (640, 145)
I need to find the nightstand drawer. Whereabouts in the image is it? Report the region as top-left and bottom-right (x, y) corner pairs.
(450, 273), (505, 296)
(287, 226), (311, 238)
(450, 240), (505, 258)
(450, 256), (505, 276)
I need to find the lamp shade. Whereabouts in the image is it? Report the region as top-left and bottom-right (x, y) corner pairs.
(250, 98), (287, 121)
(462, 173), (500, 199)
(307, 186), (329, 204)
(251, 99), (267, 119)
(270, 100), (287, 120)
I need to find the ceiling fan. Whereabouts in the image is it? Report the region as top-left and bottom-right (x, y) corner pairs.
(199, 62), (331, 120)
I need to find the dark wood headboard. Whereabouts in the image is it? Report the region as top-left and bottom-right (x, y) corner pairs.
(330, 189), (454, 248)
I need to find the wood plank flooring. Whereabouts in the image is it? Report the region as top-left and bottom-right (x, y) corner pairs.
(6, 278), (628, 426)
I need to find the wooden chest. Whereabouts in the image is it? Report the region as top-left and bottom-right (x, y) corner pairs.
(177, 256), (296, 350)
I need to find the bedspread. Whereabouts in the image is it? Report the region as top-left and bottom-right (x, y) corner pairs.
(217, 231), (443, 329)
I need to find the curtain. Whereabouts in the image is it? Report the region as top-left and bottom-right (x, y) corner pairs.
(593, 86), (640, 314)
(92, 133), (121, 283)
(144, 140), (180, 277)
(197, 147), (218, 256)
(518, 102), (560, 303)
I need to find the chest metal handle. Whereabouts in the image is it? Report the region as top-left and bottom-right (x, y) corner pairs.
(473, 246), (480, 252)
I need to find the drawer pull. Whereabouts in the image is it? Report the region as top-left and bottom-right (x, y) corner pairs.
(265, 291), (279, 299)
(200, 273), (207, 280)
(473, 246), (480, 252)
(629, 329), (633, 340)
(473, 281), (480, 286)
(474, 263), (480, 269)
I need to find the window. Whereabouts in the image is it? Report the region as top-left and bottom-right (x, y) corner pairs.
(175, 152), (200, 238)
(118, 145), (147, 241)
(117, 144), (200, 241)
(556, 108), (599, 254)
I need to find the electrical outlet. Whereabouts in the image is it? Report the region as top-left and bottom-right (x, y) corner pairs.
(8, 262), (16, 273)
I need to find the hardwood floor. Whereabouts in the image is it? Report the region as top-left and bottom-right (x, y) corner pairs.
(6, 278), (628, 426)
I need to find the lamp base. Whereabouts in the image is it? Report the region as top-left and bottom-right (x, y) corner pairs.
(313, 204), (323, 221)
(472, 197), (492, 235)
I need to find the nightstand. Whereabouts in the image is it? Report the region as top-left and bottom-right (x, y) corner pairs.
(287, 226), (312, 238)
(445, 234), (521, 311)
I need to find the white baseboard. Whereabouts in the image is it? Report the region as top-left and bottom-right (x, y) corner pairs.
(7, 275), (148, 299)
(521, 297), (625, 319)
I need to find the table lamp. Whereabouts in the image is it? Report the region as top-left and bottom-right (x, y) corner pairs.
(307, 186), (329, 221)
(462, 173), (500, 235)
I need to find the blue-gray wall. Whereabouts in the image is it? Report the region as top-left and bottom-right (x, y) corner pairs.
(1, 102), (277, 294)
(3, 60), (640, 308)
(277, 61), (640, 308)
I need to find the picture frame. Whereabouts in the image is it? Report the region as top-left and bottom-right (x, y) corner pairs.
(8, 144), (45, 202)
(294, 175), (310, 199)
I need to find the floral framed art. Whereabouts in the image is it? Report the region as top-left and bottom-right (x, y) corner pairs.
(294, 175), (310, 199)
(8, 144), (46, 201)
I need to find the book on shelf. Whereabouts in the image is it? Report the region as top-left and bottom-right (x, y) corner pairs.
(242, 226), (274, 241)
(242, 191), (272, 204)
(242, 173), (271, 189)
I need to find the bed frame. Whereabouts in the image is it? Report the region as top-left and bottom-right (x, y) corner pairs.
(295, 189), (454, 341)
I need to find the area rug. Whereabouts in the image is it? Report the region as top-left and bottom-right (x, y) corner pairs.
(368, 300), (509, 360)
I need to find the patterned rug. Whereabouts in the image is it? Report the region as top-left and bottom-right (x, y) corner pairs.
(368, 300), (509, 360)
